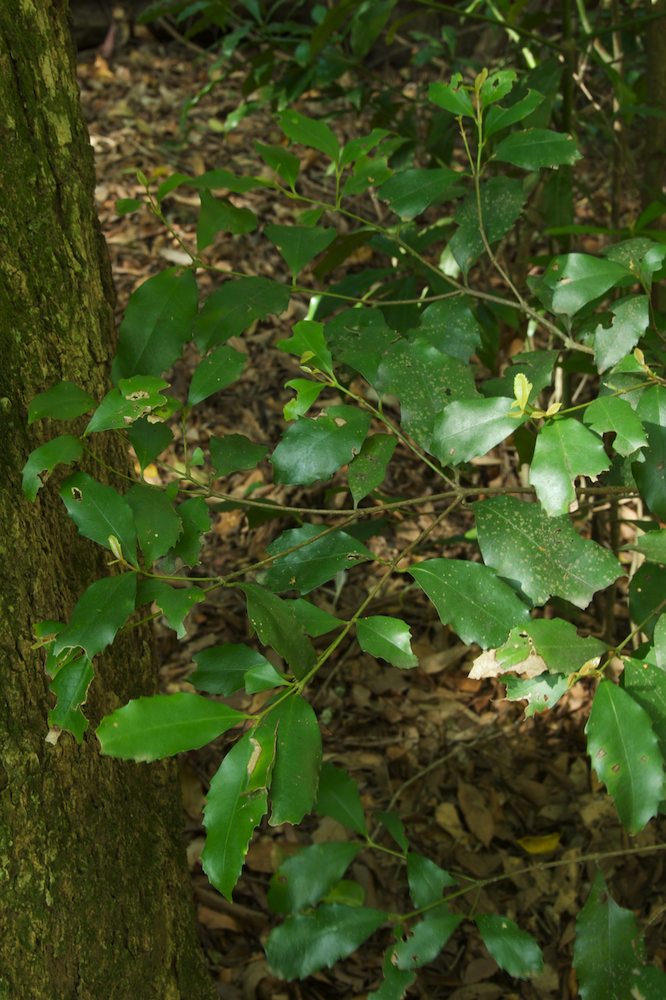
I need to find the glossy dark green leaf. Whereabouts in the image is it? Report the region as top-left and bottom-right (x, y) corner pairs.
(283, 379), (325, 420)
(22, 435), (83, 501)
(113, 268), (198, 380)
(85, 376), (169, 433)
(97, 692), (246, 762)
(267, 842), (361, 914)
(480, 69), (517, 107)
(266, 904), (386, 980)
(263, 525), (372, 595)
(271, 406), (370, 486)
(348, 434), (396, 506)
(504, 673), (569, 716)
(393, 910), (462, 971)
(209, 433), (268, 477)
(288, 599), (343, 637)
(416, 298), (482, 363)
(126, 483), (182, 565)
(476, 914), (543, 979)
(339, 128), (389, 167)
(367, 948), (416, 1000)
(188, 346), (247, 406)
(60, 471), (137, 563)
(593, 295), (650, 372)
(475, 496), (621, 608)
(127, 418), (173, 470)
(325, 307), (396, 386)
(407, 852), (456, 907)
(483, 350), (559, 400)
(623, 658), (666, 752)
(48, 653), (94, 743)
(605, 237), (666, 288)
(194, 276), (290, 351)
(450, 177), (525, 275)
(269, 695), (322, 826)
(357, 616), (418, 669)
(316, 762), (367, 835)
(278, 319), (334, 375)
(376, 812), (409, 853)
(197, 190), (257, 250)
(378, 168), (459, 221)
(529, 419), (609, 516)
(410, 559), (529, 648)
(170, 496), (210, 566)
(190, 643), (285, 696)
(523, 618), (606, 674)
(254, 141), (300, 187)
(532, 254), (629, 317)
(586, 680), (664, 832)
(240, 583), (316, 679)
(28, 381), (96, 424)
(583, 396), (647, 456)
(633, 386), (666, 520)
(136, 579), (203, 638)
(431, 397), (524, 465)
(278, 109), (339, 161)
(629, 562), (666, 640)
(52, 572), (137, 660)
(494, 128), (580, 169)
(265, 225), (337, 278)
(428, 77), (474, 117)
(485, 89), (545, 137)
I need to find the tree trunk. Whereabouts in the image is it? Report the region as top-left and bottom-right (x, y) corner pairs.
(0, 4), (215, 998)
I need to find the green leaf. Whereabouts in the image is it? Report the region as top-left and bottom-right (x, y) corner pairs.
(605, 237), (666, 288)
(629, 563), (666, 640)
(574, 873), (650, 1000)
(278, 109), (340, 161)
(278, 319), (334, 375)
(97, 692), (246, 762)
(523, 618), (607, 674)
(48, 654), (94, 743)
(265, 225), (337, 278)
(324, 307), (395, 387)
(52, 573), (137, 660)
(484, 350), (559, 401)
(136, 579), (203, 638)
(529, 419), (610, 516)
(431, 397), (524, 465)
(586, 680), (664, 832)
(504, 673), (569, 716)
(209, 433), (267, 477)
(485, 89), (545, 137)
(170, 496), (210, 566)
(416, 298), (482, 364)
(623, 658), (666, 752)
(393, 911), (463, 971)
(271, 405), (370, 485)
(348, 434), (396, 506)
(356, 616), (418, 669)
(262, 525), (372, 595)
(316, 762), (367, 836)
(188, 346), (247, 406)
(22, 435), (83, 501)
(283, 379), (325, 420)
(367, 948), (416, 999)
(623, 529), (666, 563)
(60, 471), (137, 563)
(269, 695), (322, 826)
(593, 295), (650, 372)
(378, 168), (459, 221)
(113, 268), (198, 380)
(116, 197), (142, 215)
(494, 128), (581, 169)
(28, 381), (96, 424)
(339, 128), (390, 167)
(475, 496), (621, 608)
(197, 190), (257, 250)
(254, 141), (300, 187)
(533, 254), (629, 317)
(450, 177), (525, 275)
(268, 842), (361, 914)
(126, 484), (182, 565)
(194, 276), (290, 351)
(190, 643), (285, 696)
(127, 418), (173, 470)
(376, 812), (409, 853)
(583, 396), (647, 456)
(85, 376), (169, 433)
(476, 914), (543, 979)
(428, 77), (474, 117)
(480, 69), (517, 107)
(410, 559), (529, 648)
(289, 599), (343, 637)
(267, 904), (386, 980)
(341, 157), (393, 197)
(202, 726), (276, 900)
(407, 852), (456, 908)
(240, 583), (316, 679)
(633, 386), (666, 520)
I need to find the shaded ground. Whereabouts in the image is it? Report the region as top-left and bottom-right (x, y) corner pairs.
(78, 29), (666, 999)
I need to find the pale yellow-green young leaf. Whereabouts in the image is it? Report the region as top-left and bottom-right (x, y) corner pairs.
(511, 372), (532, 415)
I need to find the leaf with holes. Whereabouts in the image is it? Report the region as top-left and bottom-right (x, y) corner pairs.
(593, 295), (650, 372)
(61, 472), (137, 563)
(86, 376), (169, 433)
(393, 911), (463, 971)
(529, 419), (610, 516)
(583, 396), (647, 456)
(22, 435), (83, 502)
(48, 654), (94, 743)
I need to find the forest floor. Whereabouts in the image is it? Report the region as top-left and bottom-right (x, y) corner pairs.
(77, 27), (665, 999)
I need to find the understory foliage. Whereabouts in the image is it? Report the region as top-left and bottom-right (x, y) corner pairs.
(25, 7), (666, 994)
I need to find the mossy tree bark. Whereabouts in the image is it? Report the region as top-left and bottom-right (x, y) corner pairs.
(0, 4), (214, 998)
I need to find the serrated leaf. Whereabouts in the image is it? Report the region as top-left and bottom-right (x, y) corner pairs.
(209, 433), (268, 477)
(431, 397), (524, 465)
(85, 376), (169, 433)
(523, 618), (607, 674)
(633, 386), (666, 520)
(450, 177), (525, 275)
(480, 69), (517, 107)
(268, 842), (361, 914)
(263, 525), (372, 595)
(410, 559), (529, 648)
(629, 562), (666, 640)
(128, 418), (173, 470)
(190, 643), (285, 696)
(407, 852), (456, 908)
(348, 434), (396, 506)
(529, 419), (610, 516)
(28, 382), (96, 424)
(583, 396), (647, 456)
(188, 346), (246, 406)
(475, 496), (621, 608)
(254, 141), (300, 187)
(593, 295), (650, 372)
(494, 128), (581, 169)
(126, 483), (182, 565)
(265, 225), (337, 278)
(97, 692), (246, 762)
(416, 298), (482, 363)
(476, 914), (543, 979)
(52, 573), (137, 660)
(266, 904), (386, 980)
(279, 319), (334, 375)
(378, 168), (459, 221)
(22, 435), (83, 501)
(271, 405), (370, 485)
(623, 529), (666, 563)
(485, 89), (545, 137)
(136, 579), (203, 638)
(269, 695), (322, 826)
(202, 726), (275, 900)
(48, 654), (94, 743)
(533, 254), (629, 317)
(241, 583), (316, 679)
(368, 948), (416, 1000)
(393, 910), (462, 970)
(113, 268), (198, 380)
(283, 379), (325, 420)
(170, 496), (210, 566)
(428, 78), (474, 117)
(194, 276), (290, 351)
(586, 680), (664, 832)
(316, 762), (367, 835)
(278, 109), (339, 161)
(356, 616), (418, 669)
(197, 190), (257, 250)
(288, 599), (343, 637)
(504, 673), (569, 716)
(60, 472), (137, 563)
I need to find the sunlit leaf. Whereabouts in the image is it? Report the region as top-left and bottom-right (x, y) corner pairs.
(529, 419), (609, 516)
(356, 616), (419, 669)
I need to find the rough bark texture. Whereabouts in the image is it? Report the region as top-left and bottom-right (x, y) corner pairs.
(0, 3), (215, 998)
